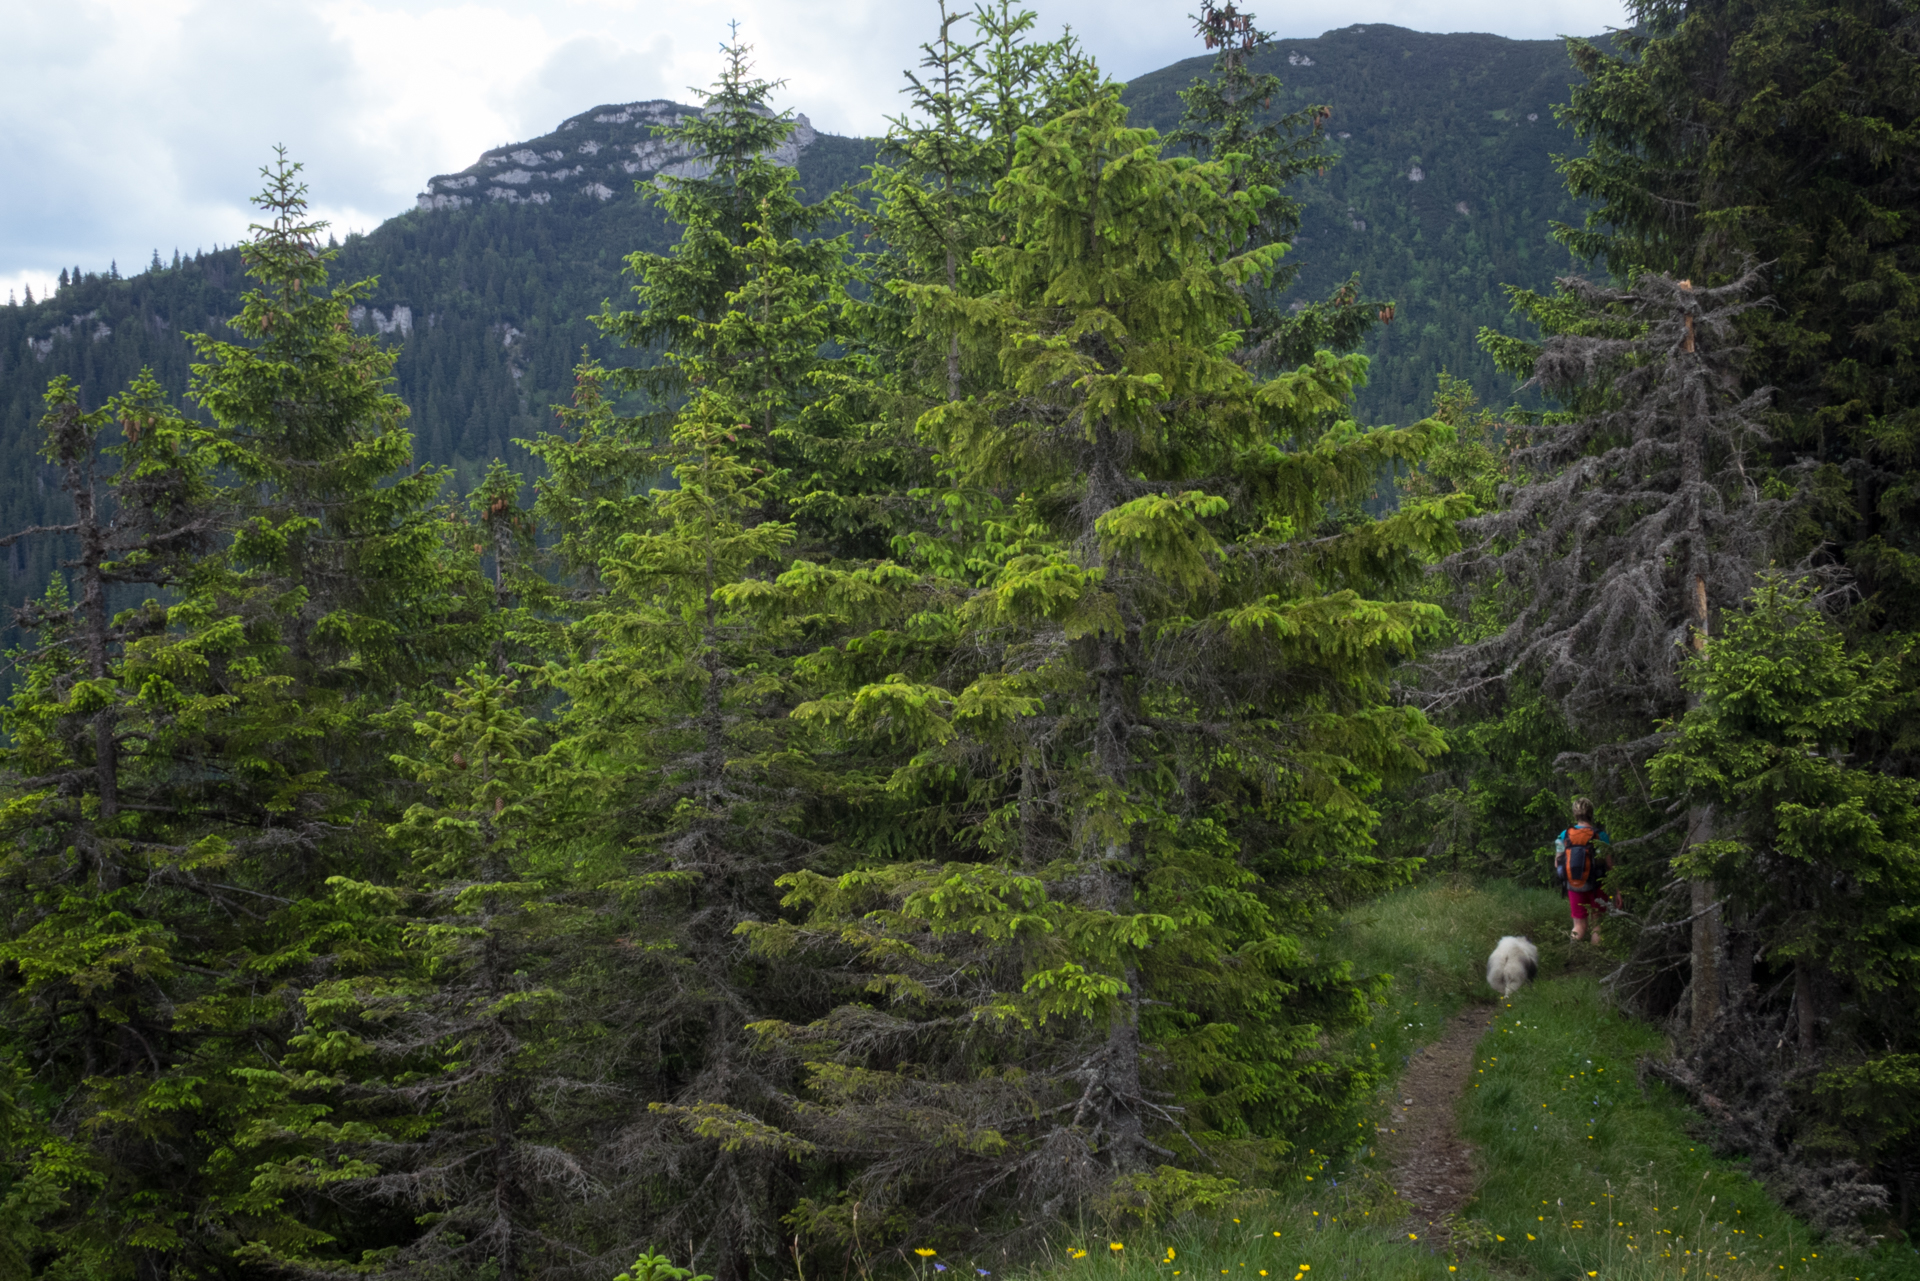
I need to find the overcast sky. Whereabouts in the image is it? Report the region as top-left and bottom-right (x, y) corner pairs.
(1, 0), (1628, 303)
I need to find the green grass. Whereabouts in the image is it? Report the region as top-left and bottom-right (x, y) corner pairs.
(989, 878), (1920, 1281)
(979, 1200), (1475, 1281)
(975, 881), (1568, 1281)
(1334, 876), (1569, 1075)
(1463, 974), (1920, 1281)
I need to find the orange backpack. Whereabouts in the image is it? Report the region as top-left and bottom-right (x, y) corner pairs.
(1560, 825), (1598, 892)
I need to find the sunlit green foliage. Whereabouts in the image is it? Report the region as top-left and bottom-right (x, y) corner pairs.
(732, 77), (1470, 1242)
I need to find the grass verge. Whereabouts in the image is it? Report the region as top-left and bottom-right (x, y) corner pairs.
(1462, 973), (1918, 1280)
(987, 879), (1920, 1281)
(984, 880), (1567, 1281)
(1334, 876), (1568, 1076)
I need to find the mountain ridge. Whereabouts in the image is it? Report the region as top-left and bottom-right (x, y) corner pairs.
(0, 23), (1593, 622)
(414, 99), (820, 211)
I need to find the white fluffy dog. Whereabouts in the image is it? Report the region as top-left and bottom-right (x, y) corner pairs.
(1486, 935), (1539, 998)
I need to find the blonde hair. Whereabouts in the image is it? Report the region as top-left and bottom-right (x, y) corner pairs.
(1571, 796), (1595, 824)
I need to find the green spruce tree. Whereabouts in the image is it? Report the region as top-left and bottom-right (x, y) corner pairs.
(1649, 574), (1920, 1231)
(535, 355), (818, 1280)
(273, 668), (592, 1281)
(0, 152), (492, 1275)
(861, 1), (1084, 403)
(517, 37), (869, 1278)
(0, 372), (233, 1275)
(746, 77), (1467, 1243)
(1170, 1), (1381, 366)
(191, 148), (466, 695)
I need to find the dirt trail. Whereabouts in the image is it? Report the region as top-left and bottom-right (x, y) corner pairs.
(1379, 1004), (1498, 1248)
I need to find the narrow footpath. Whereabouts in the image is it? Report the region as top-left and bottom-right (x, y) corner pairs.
(1381, 1005), (1498, 1249)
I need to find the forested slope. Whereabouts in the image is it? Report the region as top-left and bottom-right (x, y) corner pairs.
(0, 132), (866, 613)
(0, 24), (1591, 620)
(1122, 25), (1590, 420)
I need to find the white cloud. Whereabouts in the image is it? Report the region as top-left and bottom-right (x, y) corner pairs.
(505, 32), (680, 141)
(2, 270), (60, 308)
(0, 0), (1629, 284)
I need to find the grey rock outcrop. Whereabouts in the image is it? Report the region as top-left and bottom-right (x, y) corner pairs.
(349, 305), (413, 336)
(414, 100), (815, 212)
(24, 311), (110, 361)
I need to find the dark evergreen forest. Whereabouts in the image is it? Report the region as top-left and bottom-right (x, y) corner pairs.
(2, 1), (1918, 1278)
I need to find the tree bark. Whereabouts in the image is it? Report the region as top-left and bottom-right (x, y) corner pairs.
(1795, 961), (1818, 1057)
(1093, 629), (1146, 1167)
(1087, 412), (1146, 1168)
(479, 740), (522, 1281)
(76, 447), (118, 829)
(1685, 577), (1721, 1040)
(1690, 863), (1721, 1035)
(1723, 906), (1753, 1002)
(47, 401), (122, 860)
(1678, 306), (1720, 1038)
(946, 246), (961, 403)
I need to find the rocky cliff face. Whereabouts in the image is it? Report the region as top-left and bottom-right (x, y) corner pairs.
(416, 101), (817, 210)
(22, 310), (111, 361)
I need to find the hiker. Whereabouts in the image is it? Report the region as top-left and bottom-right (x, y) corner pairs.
(1554, 796), (1613, 944)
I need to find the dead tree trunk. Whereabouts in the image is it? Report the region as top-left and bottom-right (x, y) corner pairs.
(1678, 279), (1723, 1040)
(1690, 857), (1722, 1035)
(1683, 523), (1721, 1040)
(1795, 962), (1818, 1057)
